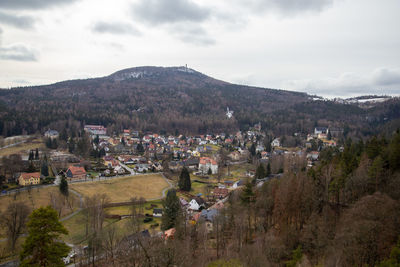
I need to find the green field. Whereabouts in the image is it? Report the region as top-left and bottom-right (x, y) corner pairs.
(70, 174), (170, 202)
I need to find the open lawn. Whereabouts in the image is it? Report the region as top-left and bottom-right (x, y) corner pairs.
(64, 200), (163, 245)
(104, 200), (162, 216)
(0, 139), (44, 157)
(70, 174), (170, 203)
(0, 186), (80, 238)
(0, 186), (79, 216)
(62, 210), (119, 244)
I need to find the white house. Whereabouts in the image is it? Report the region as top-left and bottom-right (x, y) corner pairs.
(314, 127), (328, 135)
(256, 144), (264, 153)
(114, 165), (125, 174)
(198, 157), (218, 174)
(153, 208), (163, 217)
(271, 138), (280, 147)
(189, 198), (206, 211)
(232, 180), (244, 189)
(44, 129), (59, 139)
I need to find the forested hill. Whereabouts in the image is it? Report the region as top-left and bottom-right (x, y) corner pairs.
(0, 66), (399, 137)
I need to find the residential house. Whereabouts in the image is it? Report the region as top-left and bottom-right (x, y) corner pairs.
(184, 158), (200, 170)
(18, 172), (41, 186)
(198, 157), (218, 175)
(314, 127), (328, 135)
(261, 151), (269, 159)
(44, 129), (59, 139)
(271, 138), (281, 147)
(121, 230), (151, 249)
(189, 197), (206, 211)
(233, 179), (244, 189)
(153, 208), (163, 217)
(164, 228), (176, 240)
(135, 164), (149, 173)
(307, 151), (319, 161)
(66, 165), (86, 180)
(114, 165), (125, 174)
(256, 144), (265, 153)
(213, 187), (229, 199)
(200, 209), (219, 232)
(179, 197), (189, 209)
(209, 201), (225, 210)
(169, 161), (184, 172)
(228, 151), (241, 161)
(224, 180), (234, 187)
(84, 125), (107, 136)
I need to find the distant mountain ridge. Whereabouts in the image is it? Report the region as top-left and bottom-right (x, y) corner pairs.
(0, 66), (399, 137)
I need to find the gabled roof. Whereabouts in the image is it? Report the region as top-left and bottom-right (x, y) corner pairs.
(67, 165), (86, 175)
(153, 208), (163, 214)
(199, 157), (217, 165)
(20, 172), (40, 180)
(180, 197), (188, 206)
(201, 209), (218, 221)
(194, 197), (205, 205)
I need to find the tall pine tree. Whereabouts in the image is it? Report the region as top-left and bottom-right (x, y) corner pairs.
(161, 190), (180, 231)
(20, 206), (70, 267)
(178, 167), (191, 191)
(59, 177), (68, 197)
(41, 155), (49, 177)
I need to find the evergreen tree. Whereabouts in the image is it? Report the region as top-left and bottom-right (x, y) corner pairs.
(34, 148), (39, 160)
(250, 143), (256, 156)
(41, 163), (49, 177)
(59, 128), (68, 142)
(178, 167), (191, 191)
(45, 138), (52, 149)
(41, 155), (49, 177)
(208, 168), (212, 175)
(240, 180), (255, 206)
(59, 177), (68, 197)
(27, 162), (36, 173)
(265, 139), (272, 153)
(52, 138), (58, 149)
(99, 147), (106, 157)
(137, 142), (144, 153)
(20, 206), (70, 267)
(255, 163), (266, 180)
(93, 134), (100, 145)
(266, 162), (271, 176)
(76, 131), (91, 158)
(68, 137), (75, 154)
(28, 150), (33, 161)
(161, 190), (180, 231)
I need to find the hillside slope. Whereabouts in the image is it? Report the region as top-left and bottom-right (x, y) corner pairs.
(0, 66), (398, 136)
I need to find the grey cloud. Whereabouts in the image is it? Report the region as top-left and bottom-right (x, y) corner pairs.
(0, 11), (35, 29)
(169, 24), (215, 46)
(282, 68), (400, 98)
(0, 44), (38, 61)
(92, 22), (140, 36)
(373, 68), (400, 86)
(132, 0), (211, 25)
(0, 0), (79, 10)
(235, 0), (334, 14)
(12, 79), (30, 84)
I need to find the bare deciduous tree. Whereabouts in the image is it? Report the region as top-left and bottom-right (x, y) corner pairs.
(0, 202), (31, 252)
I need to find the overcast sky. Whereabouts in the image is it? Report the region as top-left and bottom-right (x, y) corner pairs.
(0, 0), (399, 98)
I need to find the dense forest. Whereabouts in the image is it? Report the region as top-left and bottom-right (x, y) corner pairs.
(1, 66), (399, 137)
